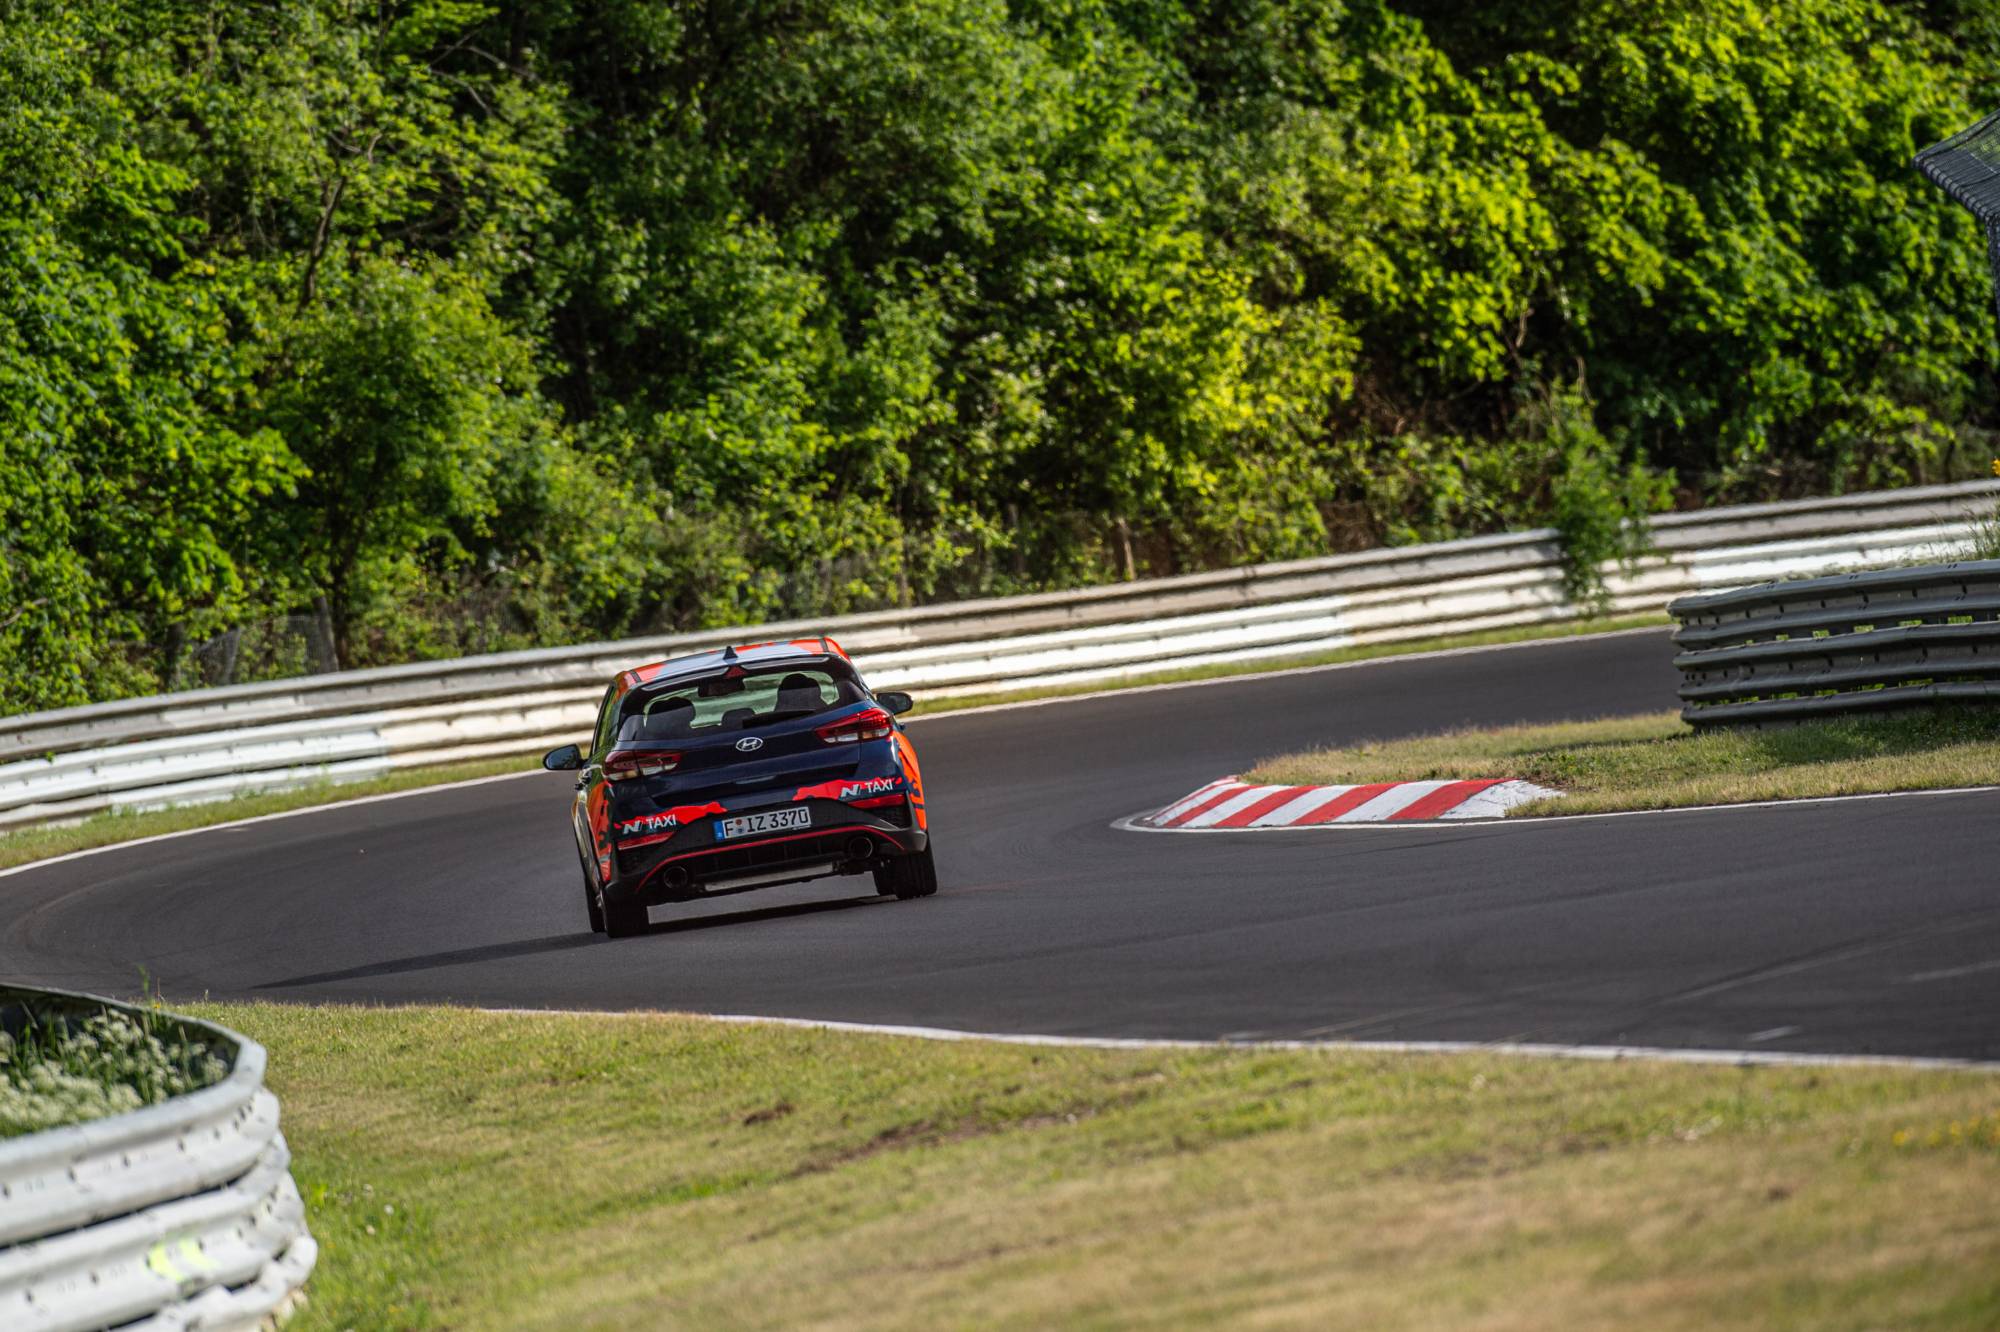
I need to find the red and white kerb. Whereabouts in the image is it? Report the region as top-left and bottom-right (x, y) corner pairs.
(1138, 776), (1561, 828)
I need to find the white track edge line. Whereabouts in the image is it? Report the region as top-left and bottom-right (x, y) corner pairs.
(0, 769), (545, 880)
(1115, 780), (2000, 834)
(472, 1008), (1999, 1072)
(0, 625), (1665, 875)
(905, 624), (1668, 723)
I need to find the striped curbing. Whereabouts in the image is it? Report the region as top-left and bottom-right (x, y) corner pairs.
(1136, 775), (1562, 829)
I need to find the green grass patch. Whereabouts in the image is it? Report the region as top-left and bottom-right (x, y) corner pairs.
(1248, 708), (2000, 815)
(0, 617), (1664, 871)
(188, 1003), (2000, 1331)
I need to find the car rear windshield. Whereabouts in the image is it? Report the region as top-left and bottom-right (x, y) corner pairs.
(616, 666), (865, 743)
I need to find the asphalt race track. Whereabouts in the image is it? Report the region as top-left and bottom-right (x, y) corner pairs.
(3, 630), (1997, 1060)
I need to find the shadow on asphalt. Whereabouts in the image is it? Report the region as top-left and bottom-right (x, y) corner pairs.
(253, 893), (887, 990)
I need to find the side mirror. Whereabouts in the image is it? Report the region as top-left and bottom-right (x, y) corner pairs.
(542, 743), (584, 771)
(876, 691), (914, 716)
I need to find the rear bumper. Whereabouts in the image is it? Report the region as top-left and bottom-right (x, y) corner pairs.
(617, 815), (927, 904)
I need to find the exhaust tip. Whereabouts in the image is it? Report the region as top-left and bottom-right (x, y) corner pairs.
(662, 865), (693, 892)
(843, 835), (875, 863)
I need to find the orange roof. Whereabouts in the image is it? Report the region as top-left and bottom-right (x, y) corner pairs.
(617, 637), (850, 692)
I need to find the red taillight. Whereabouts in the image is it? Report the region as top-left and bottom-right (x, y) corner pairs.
(849, 793), (904, 809)
(815, 707), (894, 745)
(603, 749), (681, 781)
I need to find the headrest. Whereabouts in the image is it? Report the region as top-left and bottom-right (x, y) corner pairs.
(774, 673), (822, 707)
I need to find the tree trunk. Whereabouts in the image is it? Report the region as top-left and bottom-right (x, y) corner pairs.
(308, 595), (341, 674)
(1112, 516), (1137, 582)
(158, 623), (187, 692)
(215, 625), (242, 686)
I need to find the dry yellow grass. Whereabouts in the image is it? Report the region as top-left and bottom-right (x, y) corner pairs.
(1248, 708), (2000, 815)
(192, 1003), (2000, 1331)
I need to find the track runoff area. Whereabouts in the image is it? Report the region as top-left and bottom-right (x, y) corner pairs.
(0, 628), (1995, 1065)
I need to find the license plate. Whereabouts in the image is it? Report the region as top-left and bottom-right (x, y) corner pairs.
(714, 806), (811, 841)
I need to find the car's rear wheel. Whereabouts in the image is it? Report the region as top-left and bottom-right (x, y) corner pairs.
(599, 878), (649, 938)
(581, 857), (606, 934)
(873, 845), (938, 900)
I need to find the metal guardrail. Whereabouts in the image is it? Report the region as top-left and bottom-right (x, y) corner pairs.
(1670, 559), (2000, 725)
(0, 987), (315, 1332)
(0, 481), (1994, 829)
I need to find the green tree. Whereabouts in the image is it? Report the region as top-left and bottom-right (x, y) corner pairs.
(255, 257), (552, 667)
(0, 4), (300, 710)
(2, 0), (1997, 716)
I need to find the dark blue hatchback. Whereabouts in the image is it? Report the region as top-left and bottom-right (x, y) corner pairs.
(542, 638), (935, 937)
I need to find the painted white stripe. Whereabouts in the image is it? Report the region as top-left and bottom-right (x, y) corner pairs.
(1150, 778), (1242, 825)
(905, 625), (1669, 723)
(1438, 779), (1563, 820)
(1151, 785), (1248, 828)
(0, 769), (545, 881)
(479, 1008), (2000, 1073)
(1328, 779), (1452, 823)
(1904, 958), (2000, 984)
(1181, 785), (1288, 827)
(1249, 784), (1358, 827)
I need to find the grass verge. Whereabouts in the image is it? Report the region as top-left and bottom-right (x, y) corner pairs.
(0, 615), (1666, 870)
(191, 1003), (1999, 1331)
(1247, 708), (2000, 816)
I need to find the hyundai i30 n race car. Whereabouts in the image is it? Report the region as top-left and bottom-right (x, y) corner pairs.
(542, 639), (935, 937)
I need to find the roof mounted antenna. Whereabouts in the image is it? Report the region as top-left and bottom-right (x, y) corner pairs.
(721, 644), (737, 661)
(819, 633), (831, 654)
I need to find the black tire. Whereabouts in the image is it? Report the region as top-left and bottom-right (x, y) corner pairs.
(601, 881), (649, 938)
(581, 860), (606, 934)
(873, 845), (939, 900)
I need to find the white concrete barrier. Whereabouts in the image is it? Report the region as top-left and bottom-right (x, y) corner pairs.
(0, 988), (315, 1332)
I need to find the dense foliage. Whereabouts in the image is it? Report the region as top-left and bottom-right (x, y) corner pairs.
(2, 0), (1995, 712)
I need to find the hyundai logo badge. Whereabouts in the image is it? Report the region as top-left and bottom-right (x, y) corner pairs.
(735, 736), (764, 752)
